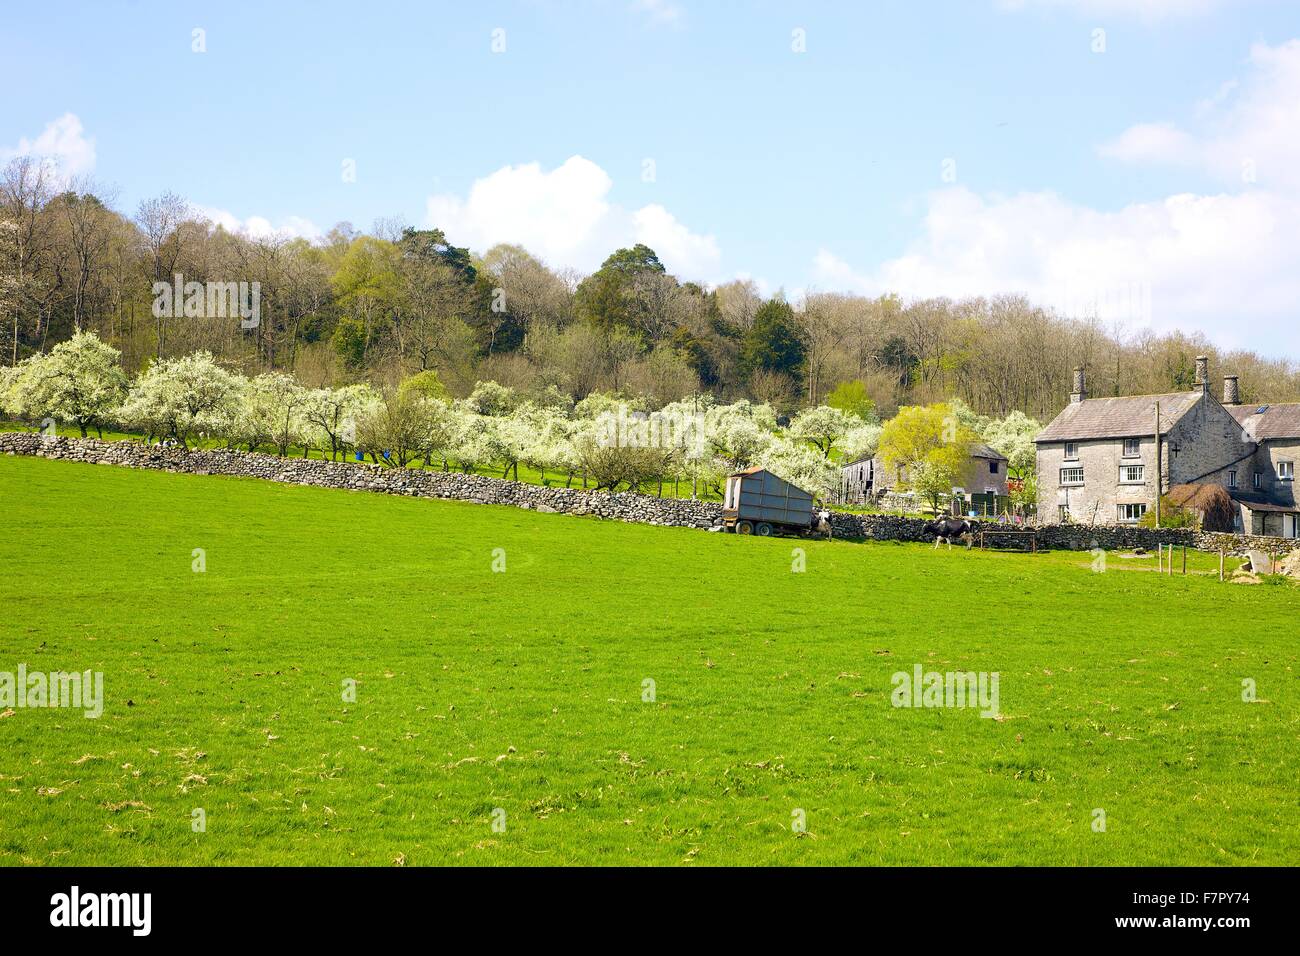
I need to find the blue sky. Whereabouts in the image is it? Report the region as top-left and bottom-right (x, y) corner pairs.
(3, 0), (1298, 357)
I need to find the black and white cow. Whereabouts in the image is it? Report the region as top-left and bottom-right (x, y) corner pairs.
(812, 510), (833, 541)
(923, 517), (976, 550)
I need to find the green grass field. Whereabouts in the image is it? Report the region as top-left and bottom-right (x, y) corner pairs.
(1, 454), (1297, 866)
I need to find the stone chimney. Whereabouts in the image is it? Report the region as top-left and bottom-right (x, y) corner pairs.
(1194, 355), (1209, 393)
(1070, 366), (1086, 404)
(1223, 375), (1240, 405)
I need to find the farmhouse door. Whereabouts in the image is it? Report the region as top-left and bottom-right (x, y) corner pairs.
(1285, 514), (1298, 539)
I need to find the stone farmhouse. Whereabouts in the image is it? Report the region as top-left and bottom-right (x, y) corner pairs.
(1035, 357), (1298, 537)
(1226, 398), (1300, 537)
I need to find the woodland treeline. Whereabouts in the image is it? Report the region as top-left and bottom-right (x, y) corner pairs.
(3, 155), (1297, 421)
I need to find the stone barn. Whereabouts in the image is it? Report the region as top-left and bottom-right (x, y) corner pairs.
(967, 443), (1010, 496)
(870, 443), (1009, 498)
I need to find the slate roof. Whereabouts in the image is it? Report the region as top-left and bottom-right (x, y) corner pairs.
(1035, 392), (1202, 443)
(863, 443), (1006, 468)
(968, 442), (1008, 461)
(1227, 402), (1300, 441)
(1230, 491), (1300, 514)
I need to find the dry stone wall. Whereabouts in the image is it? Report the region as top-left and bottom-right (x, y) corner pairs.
(0, 432), (724, 530)
(2, 432), (1295, 557)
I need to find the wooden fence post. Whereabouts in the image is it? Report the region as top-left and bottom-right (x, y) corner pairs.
(1219, 549), (1225, 582)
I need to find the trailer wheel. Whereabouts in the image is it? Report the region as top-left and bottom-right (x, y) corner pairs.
(755, 522), (773, 536)
(736, 520), (754, 535)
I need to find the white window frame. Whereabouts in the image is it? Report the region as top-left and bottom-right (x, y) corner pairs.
(1119, 464), (1145, 484)
(1060, 466), (1084, 486)
(1279, 461), (1294, 482)
(1228, 470), (1238, 489)
(1063, 442), (1079, 461)
(1254, 471), (1263, 490)
(1122, 438), (1141, 458)
(1117, 503), (1147, 523)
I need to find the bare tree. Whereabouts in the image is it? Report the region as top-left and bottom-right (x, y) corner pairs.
(623, 271), (696, 344)
(479, 243), (574, 338)
(398, 256), (478, 381)
(0, 157), (55, 362)
(135, 191), (191, 357)
(797, 290), (855, 403)
(56, 177), (118, 332)
(715, 279), (761, 332)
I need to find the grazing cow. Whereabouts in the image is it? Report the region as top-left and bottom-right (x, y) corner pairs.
(812, 510), (834, 541)
(923, 517), (976, 550)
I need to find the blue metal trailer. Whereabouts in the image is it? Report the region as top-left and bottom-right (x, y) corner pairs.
(722, 467), (816, 536)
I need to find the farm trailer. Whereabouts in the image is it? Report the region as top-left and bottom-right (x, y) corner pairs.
(722, 467), (818, 536)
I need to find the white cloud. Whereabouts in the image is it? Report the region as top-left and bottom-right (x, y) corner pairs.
(1101, 40), (1300, 194)
(632, 0), (684, 26)
(0, 113), (96, 178)
(1096, 122), (1197, 166)
(815, 187), (1300, 349)
(633, 204), (721, 278)
(1194, 79), (1238, 118)
(814, 39), (1300, 357)
(196, 205), (322, 242)
(425, 155), (721, 280)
